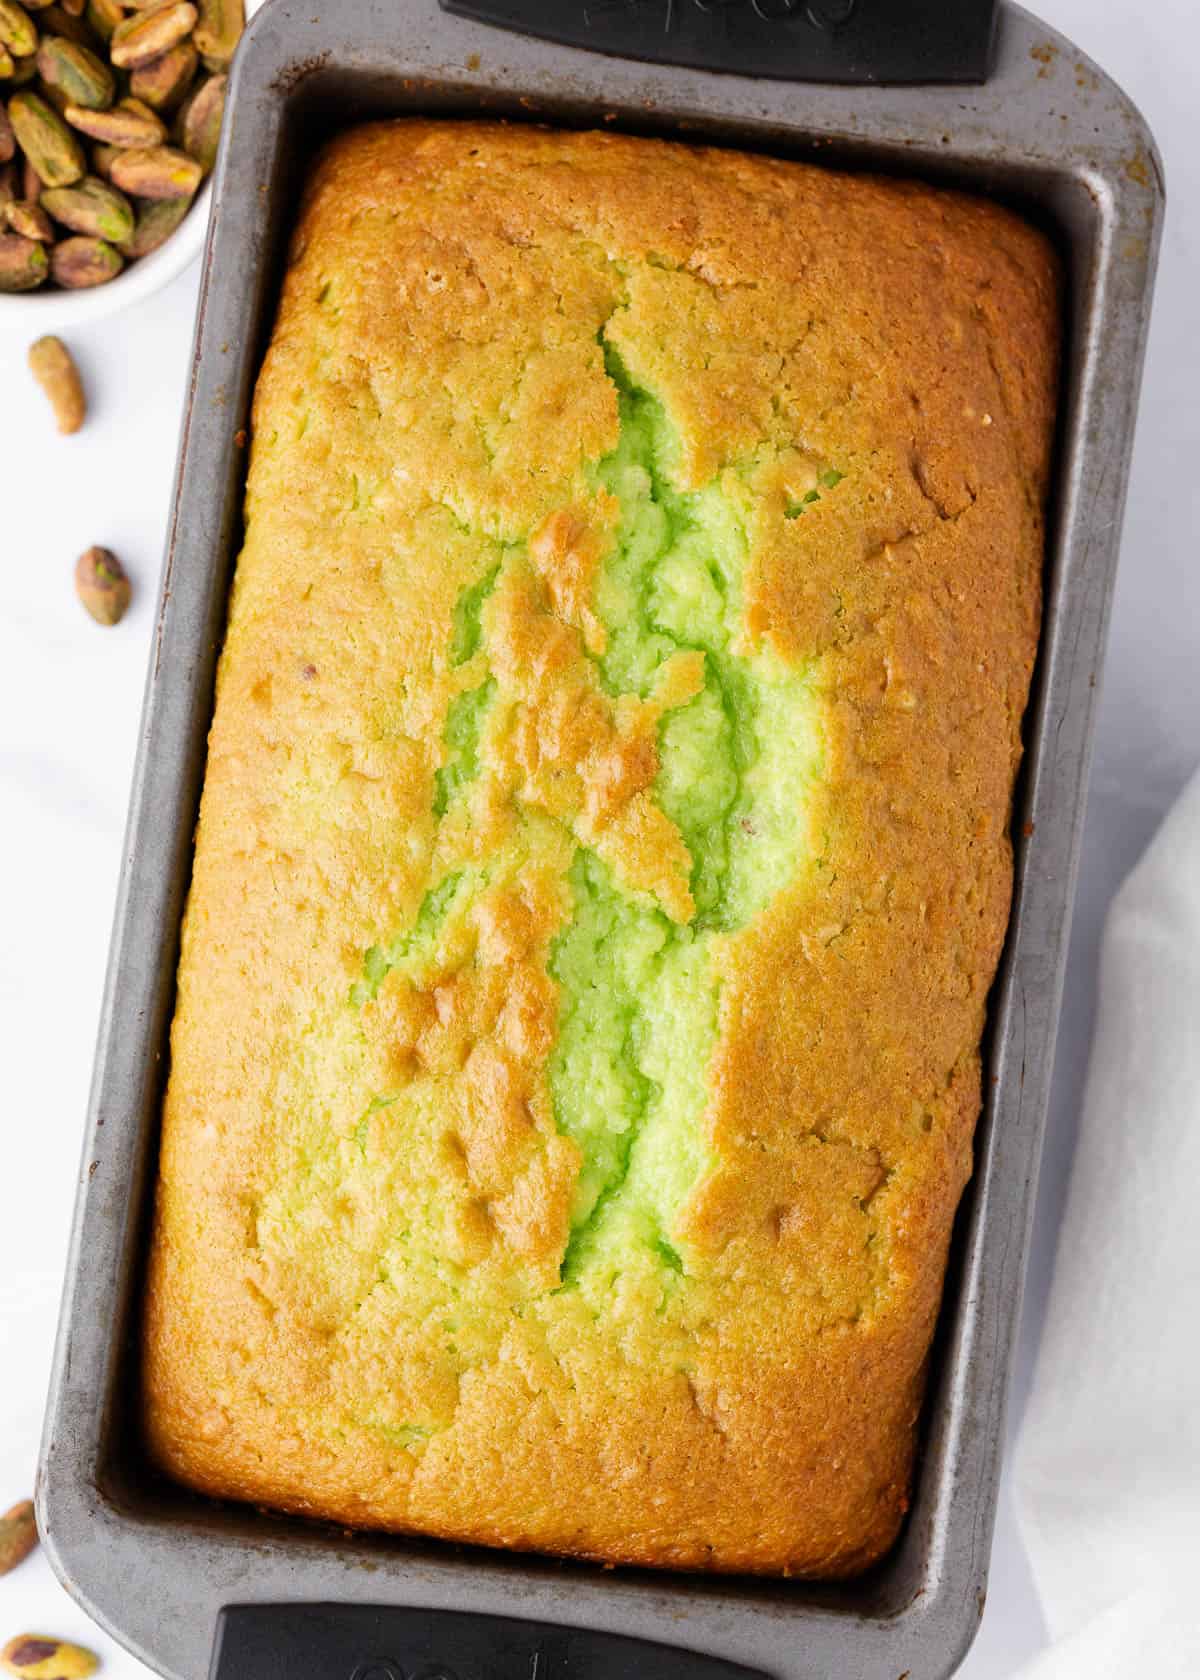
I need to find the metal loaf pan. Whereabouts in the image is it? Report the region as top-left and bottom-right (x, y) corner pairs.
(37, 3), (1162, 1678)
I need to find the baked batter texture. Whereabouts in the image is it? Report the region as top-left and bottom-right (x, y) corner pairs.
(144, 122), (1059, 1576)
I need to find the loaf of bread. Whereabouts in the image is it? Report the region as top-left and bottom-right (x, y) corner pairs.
(143, 122), (1058, 1576)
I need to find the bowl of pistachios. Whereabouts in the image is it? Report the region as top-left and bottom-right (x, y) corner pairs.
(0, 0), (258, 327)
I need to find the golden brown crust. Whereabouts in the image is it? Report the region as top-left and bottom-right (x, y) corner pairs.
(143, 122), (1059, 1576)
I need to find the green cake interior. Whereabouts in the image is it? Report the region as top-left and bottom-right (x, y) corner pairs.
(545, 350), (823, 1281)
(348, 345), (824, 1292)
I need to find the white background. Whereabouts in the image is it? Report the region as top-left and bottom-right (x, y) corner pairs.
(1, 0), (1196, 1673)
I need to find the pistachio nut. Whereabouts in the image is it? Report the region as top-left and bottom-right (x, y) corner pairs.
(64, 94), (164, 145)
(42, 172), (132, 240)
(74, 544), (130, 624)
(50, 230), (120, 284)
(83, 0), (121, 39)
(5, 194), (52, 237)
(0, 95), (13, 160)
(119, 188), (189, 256)
(0, 157), (15, 203)
(0, 45), (13, 75)
(0, 0), (38, 59)
(9, 89), (84, 184)
(0, 1634), (99, 1678)
(109, 141), (199, 198)
(0, 1500), (38, 1576)
(29, 334), (85, 430)
(110, 1), (196, 69)
(130, 37), (196, 110)
(35, 35), (115, 108)
(193, 0), (241, 66)
(0, 227), (46, 286)
(179, 68), (222, 171)
(60, 0), (84, 14)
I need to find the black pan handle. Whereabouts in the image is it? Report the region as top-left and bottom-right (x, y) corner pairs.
(438, 0), (998, 85)
(211, 1604), (773, 1680)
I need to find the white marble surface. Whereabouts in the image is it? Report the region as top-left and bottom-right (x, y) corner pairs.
(0, 0), (1195, 1672)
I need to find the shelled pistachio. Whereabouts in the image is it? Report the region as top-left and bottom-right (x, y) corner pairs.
(65, 97), (165, 146)
(74, 544), (130, 623)
(0, 0), (241, 291)
(119, 188), (187, 256)
(42, 172), (132, 240)
(109, 141), (200, 199)
(110, 2), (197, 69)
(0, 225), (45, 286)
(28, 332), (85, 430)
(130, 37), (196, 110)
(50, 228), (120, 283)
(179, 67), (222, 170)
(1, 1633), (99, 1677)
(9, 90), (85, 185)
(0, 2), (39, 61)
(83, 0), (120, 40)
(193, 0), (241, 66)
(0, 1500), (38, 1576)
(35, 33), (114, 107)
(5, 194), (52, 236)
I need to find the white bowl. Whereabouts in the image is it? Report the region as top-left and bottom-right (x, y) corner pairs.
(0, 0), (264, 332)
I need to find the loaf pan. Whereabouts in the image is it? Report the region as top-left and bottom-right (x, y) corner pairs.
(37, 3), (1162, 1677)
